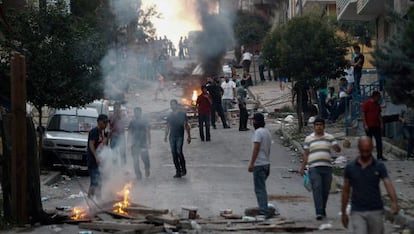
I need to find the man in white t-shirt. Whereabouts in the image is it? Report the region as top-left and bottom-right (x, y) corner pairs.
(221, 75), (236, 124)
(248, 113), (273, 217)
(242, 50), (253, 73)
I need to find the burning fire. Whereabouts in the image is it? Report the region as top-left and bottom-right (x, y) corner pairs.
(71, 206), (87, 220)
(191, 90), (198, 106)
(113, 182), (132, 215)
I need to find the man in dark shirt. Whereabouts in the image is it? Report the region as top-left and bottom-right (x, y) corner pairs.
(341, 136), (399, 233)
(165, 99), (191, 178)
(237, 80), (249, 131)
(128, 107), (151, 180)
(196, 85), (212, 141)
(206, 77), (229, 129)
(353, 45), (364, 94)
(109, 102), (127, 164)
(86, 114), (109, 199)
(362, 91), (385, 160)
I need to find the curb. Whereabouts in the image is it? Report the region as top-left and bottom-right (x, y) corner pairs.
(279, 123), (414, 231)
(383, 141), (407, 160)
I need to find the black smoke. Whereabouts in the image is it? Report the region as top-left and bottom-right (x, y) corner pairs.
(194, 0), (235, 77)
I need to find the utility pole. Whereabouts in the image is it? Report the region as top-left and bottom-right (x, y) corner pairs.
(10, 52), (28, 225)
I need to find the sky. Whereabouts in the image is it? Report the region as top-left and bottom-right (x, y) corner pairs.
(141, 0), (203, 46)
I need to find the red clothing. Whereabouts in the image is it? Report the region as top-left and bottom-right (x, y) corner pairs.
(196, 94), (211, 114)
(110, 112), (126, 136)
(362, 99), (381, 127)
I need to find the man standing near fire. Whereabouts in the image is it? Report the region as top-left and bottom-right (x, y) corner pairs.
(196, 85), (212, 141)
(128, 107), (151, 180)
(109, 102), (127, 165)
(87, 114), (109, 199)
(206, 77), (230, 129)
(221, 75), (236, 126)
(165, 99), (191, 178)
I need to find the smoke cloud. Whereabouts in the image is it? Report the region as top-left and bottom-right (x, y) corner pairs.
(194, 0), (236, 77)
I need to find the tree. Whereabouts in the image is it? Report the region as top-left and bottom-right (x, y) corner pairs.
(373, 7), (414, 107)
(233, 11), (271, 61)
(263, 14), (348, 132)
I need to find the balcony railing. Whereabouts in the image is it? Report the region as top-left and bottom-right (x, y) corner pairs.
(357, 0), (368, 13)
(336, 0), (354, 15)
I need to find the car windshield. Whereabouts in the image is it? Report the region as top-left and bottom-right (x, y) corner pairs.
(47, 114), (96, 132)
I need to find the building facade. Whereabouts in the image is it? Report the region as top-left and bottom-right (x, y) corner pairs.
(337, 0), (414, 43)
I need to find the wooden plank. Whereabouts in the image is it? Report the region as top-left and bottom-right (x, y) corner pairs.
(146, 214), (180, 226)
(220, 213), (243, 219)
(96, 212), (117, 221)
(125, 207), (169, 215)
(10, 52), (28, 225)
(79, 221), (154, 232)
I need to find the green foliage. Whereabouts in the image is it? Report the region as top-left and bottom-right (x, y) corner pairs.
(336, 20), (375, 47)
(263, 14), (348, 86)
(0, 2), (113, 110)
(233, 11), (271, 47)
(373, 7), (414, 107)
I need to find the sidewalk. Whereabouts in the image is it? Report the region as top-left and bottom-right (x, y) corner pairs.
(249, 83), (414, 232)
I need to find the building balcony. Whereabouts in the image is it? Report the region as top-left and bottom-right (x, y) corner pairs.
(302, 0), (336, 8)
(336, 0), (375, 20)
(357, 0), (385, 16)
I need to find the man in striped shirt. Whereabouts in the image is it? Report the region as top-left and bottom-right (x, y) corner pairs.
(300, 118), (341, 220)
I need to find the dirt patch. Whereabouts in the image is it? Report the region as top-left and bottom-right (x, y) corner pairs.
(268, 194), (309, 203)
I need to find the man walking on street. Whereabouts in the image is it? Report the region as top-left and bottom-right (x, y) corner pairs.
(128, 107), (151, 180)
(87, 114), (109, 199)
(248, 113), (272, 217)
(362, 91), (386, 160)
(237, 80), (249, 131)
(341, 137), (399, 233)
(165, 99), (191, 178)
(196, 85), (212, 141)
(300, 118), (341, 220)
(242, 50), (253, 74)
(206, 77), (229, 129)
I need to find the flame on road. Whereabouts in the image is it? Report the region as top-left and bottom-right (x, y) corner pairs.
(71, 206), (87, 220)
(113, 182), (132, 215)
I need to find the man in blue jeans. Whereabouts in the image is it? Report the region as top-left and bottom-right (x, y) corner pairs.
(248, 113), (272, 217)
(165, 99), (191, 178)
(300, 118), (341, 220)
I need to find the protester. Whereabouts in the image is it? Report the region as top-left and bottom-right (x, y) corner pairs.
(221, 75), (236, 126)
(326, 86), (337, 117)
(154, 73), (167, 101)
(400, 106), (414, 158)
(293, 83), (310, 126)
(196, 85), (212, 141)
(330, 78), (352, 122)
(248, 113), (272, 217)
(128, 107), (151, 180)
(318, 80), (329, 119)
(87, 114), (109, 199)
(258, 51), (265, 82)
(362, 91), (386, 160)
(242, 50), (253, 74)
(237, 80), (249, 131)
(178, 37), (185, 60)
(279, 76), (288, 92)
(109, 102), (127, 164)
(165, 99), (191, 178)
(352, 45), (364, 93)
(341, 137), (399, 233)
(300, 118), (341, 220)
(206, 77), (229, 129)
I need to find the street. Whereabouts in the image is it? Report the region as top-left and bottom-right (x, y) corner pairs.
(21, 57), (398, 234)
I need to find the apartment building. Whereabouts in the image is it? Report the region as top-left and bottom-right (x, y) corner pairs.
(337, 0), (414, 43)
(288, 0), (336, 18)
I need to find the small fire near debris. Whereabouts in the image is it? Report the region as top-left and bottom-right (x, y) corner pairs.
(71, 206), (88, 220)
(113, 182), (132, 215)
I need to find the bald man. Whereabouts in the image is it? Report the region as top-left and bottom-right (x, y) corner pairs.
(341, 137), (399, 234)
